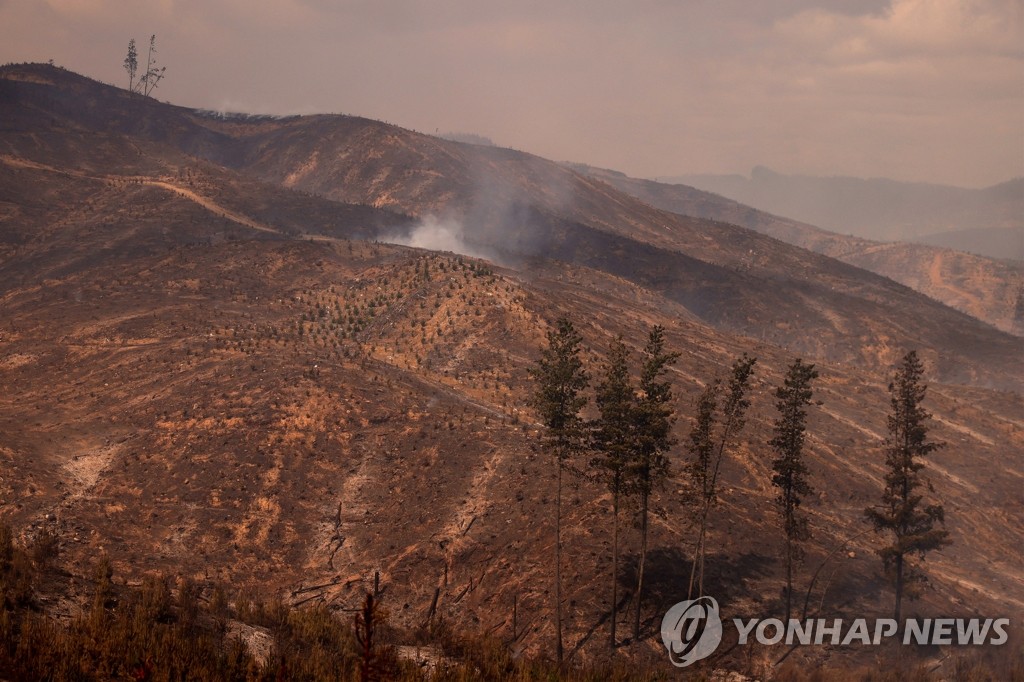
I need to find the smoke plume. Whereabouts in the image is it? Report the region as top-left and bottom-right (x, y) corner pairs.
(381, 214), (492, 261)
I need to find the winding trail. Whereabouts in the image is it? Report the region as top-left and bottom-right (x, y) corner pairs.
(143, 180), (281, 234)
(0, 154), (282, 236)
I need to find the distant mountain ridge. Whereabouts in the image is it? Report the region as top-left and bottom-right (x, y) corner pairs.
(664, 166), (1023, 259)
(917, 225), (1024, 260)
(578, 166), (1024, 336)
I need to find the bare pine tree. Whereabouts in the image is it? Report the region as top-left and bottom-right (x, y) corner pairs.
(139, 35), (166, 97)
(687, 354), (756, 600)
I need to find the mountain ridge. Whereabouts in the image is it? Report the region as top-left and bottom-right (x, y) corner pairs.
(577, 164), (1024, 336)
(663, 166), (1024, 257)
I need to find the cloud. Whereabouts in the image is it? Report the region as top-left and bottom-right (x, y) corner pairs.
(774, 0), (1021, 65)
(663, 0), (1023, 184)
(0, 0), (1020, 186)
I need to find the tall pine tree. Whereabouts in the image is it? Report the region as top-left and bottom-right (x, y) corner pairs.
(685, 378), (719, 589)
(865, 350), (951, 622)
(529, 317), (589, 665)
(630, 325), (678, 640)
(591, 336), (636, 650)
(769, 359), (818, 624)
(123, 39), (138, 93)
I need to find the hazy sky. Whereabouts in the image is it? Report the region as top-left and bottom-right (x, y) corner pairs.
(1, 0), (1021, 187)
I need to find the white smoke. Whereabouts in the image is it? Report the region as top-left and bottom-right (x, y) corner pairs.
(382, 214), (491, 260)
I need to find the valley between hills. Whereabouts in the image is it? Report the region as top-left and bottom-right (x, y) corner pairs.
(1, 63), (1022, 676)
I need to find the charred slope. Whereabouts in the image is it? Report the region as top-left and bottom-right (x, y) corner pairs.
(1, 63), (1023, 668)
(2, 63), (1022, 391)
(0, 188), (1022, 666)
(215, 117), (1024, 390)
(0, 75), (413, 285)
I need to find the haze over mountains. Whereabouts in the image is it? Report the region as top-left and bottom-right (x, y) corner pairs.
(667, 167), (1024, 261)
(578, 165), (1024, 337)
(1, 63), (1022, 670)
